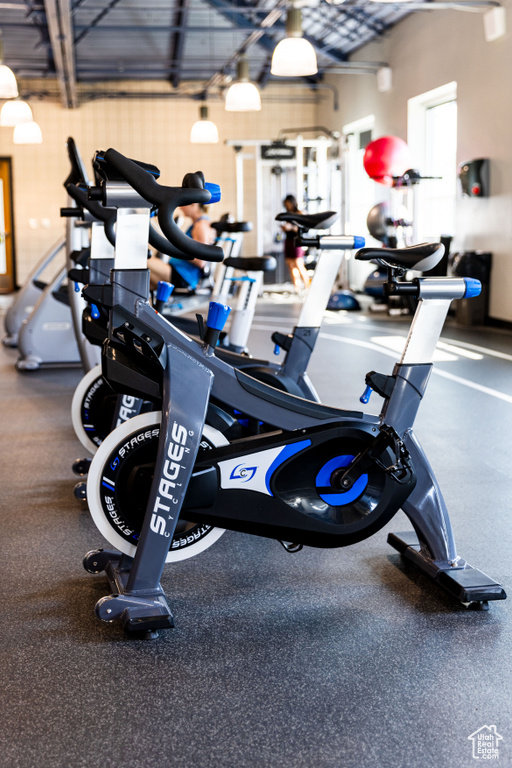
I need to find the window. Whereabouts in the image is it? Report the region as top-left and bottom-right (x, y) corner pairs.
(342, 116), (376, 237)
(408, 83), (457, 242)
(342, 116), (380, 289)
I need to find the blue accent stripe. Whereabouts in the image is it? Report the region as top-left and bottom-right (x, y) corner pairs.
(102, 477), (115, 489)
(265, 439), (311, 496)
(318, 476), (368, 506)
(315, 455), (368, 506)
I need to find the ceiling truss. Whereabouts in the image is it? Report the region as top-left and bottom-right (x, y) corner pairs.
(2, 0), (416, 107)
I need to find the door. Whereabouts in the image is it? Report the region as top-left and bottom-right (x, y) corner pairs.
(0, 157), (16, 293)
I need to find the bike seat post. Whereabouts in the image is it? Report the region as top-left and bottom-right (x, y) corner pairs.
(380, 277), (470, 435)
(281, 234), (364, 387)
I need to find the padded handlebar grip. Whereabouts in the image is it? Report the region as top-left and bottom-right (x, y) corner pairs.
(66, 183), (116, 246)
(104, 148), (225, 263)
(104, 148), (163, 205)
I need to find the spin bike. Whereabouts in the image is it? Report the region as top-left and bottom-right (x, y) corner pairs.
(65, 155), (214, 458)
(82, 148), (505, 635)
(69, 151), (362, 457)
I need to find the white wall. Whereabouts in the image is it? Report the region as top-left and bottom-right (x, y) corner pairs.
(0, 81), (316, 283)
(317, 0), (512, 322)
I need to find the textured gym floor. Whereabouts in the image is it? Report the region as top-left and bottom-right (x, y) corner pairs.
(1, 296), (511, 768)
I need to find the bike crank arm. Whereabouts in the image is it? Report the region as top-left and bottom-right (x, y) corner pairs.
(330, 425), (413, 492)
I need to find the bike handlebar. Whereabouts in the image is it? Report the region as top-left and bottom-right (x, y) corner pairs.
(104, 148), (225, 263)
(148, 223), (184, 258)
(67, 181), (183, 258)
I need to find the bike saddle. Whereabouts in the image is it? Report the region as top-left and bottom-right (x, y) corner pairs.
(224, 256), (276, 272)
(355, 242), (444, 273)
(211, 221), (253, 234)
(275, 211), (338, 231)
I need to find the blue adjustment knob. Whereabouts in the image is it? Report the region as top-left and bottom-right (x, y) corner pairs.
(360, 384), (373, 404)
(274, 344), (281, 356)
(464, 278), (482, 299)
(156, 281), (174, 303)
(207, 301), (231, 331)
(74, 282), (80, 293)
(353, 236), (366, 249)
(205, 182), (221, 204)
(91, 303), (100, 320)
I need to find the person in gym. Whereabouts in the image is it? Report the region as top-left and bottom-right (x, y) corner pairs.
(280, 194), (311, 292)
(148, 202), (215, 291)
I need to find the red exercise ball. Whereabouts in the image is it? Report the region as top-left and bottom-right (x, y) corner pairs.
(363, 136), (411, 186)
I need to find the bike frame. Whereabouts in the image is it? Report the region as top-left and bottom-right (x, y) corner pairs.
(84, 188), (505, 633)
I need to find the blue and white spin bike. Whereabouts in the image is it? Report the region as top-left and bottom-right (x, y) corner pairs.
(82, 148), (506, 635)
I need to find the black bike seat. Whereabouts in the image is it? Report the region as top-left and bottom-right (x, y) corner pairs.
(355, 242), (444, 272)
(212, 221), (253, 234)
(275, 211), (338, 231)
(224, 256), (276, 272)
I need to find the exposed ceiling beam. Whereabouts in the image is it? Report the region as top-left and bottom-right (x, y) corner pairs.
(204, 0), (286, 65)
(74, 0), (124, 45)
(43, 0), (77, 108)
(202, 0), (287, 92)
(169, 0), (190, 88)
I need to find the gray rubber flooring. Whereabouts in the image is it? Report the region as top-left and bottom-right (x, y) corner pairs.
(1, 297), (511, 768)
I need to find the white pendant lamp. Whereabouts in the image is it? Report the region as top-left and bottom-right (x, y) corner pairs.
(225, 58), (261, 112)
(13, 120), (43, 144)
(0, 38), (18, 99)
(190, 104), (219, 144)
(0, 99), (33, 126)
(271, 7), (318, 77)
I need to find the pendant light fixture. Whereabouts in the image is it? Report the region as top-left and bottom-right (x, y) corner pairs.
(225, 57), (261, 112)
(0, 37), (18, 99)
(190, 104), (219, 144)
(13, 120), (43, 144)
(271, 5), (318, 77)
(0, 99), (33, 127)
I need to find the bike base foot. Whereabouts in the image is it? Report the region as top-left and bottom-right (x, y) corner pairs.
(388, 531), (507, 606)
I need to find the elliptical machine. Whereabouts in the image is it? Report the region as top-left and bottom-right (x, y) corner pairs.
(10, 138), (93, 371)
